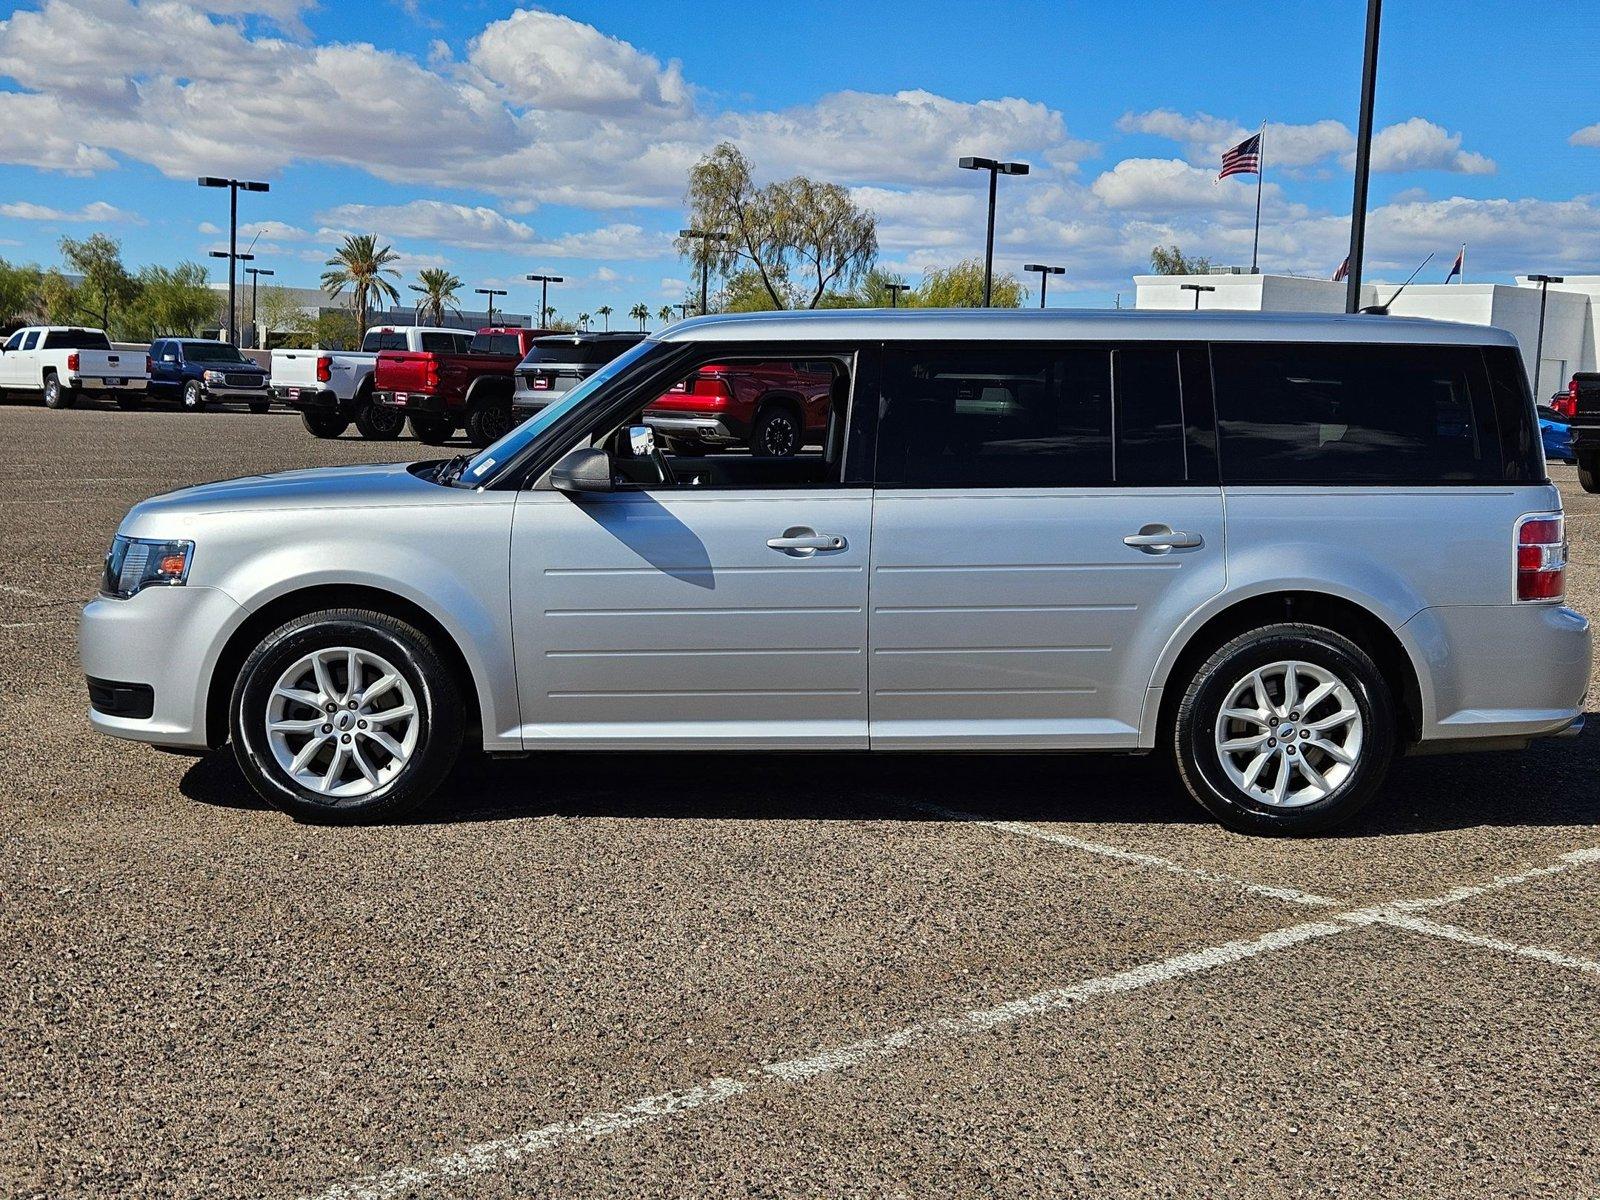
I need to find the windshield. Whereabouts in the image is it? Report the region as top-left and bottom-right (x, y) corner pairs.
(459, 338), (659, 487)
(184, 342), (248, 363)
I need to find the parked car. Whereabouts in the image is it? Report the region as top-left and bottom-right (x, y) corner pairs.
(0, 326), (148, 409)
(512, 332), (646, 417)
(372, 326), (550, 448)
(148, 338), (270, 412)
(81, 310), (1589, 836)
(272, 326), (471, 440)
(1560, 374), (1600, 490)
(644, 358), (836, 456)
(1539, 384), (1575, 464)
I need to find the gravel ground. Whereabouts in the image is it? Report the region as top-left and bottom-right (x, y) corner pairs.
(2, 398), (1597, 1199)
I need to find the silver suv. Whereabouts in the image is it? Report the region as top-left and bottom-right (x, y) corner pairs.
(81, 310), (1591, 834)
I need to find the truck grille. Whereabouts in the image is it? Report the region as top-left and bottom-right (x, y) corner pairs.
(225, 373), (266, 388)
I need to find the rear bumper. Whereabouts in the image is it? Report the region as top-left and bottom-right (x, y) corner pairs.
(643, 413), (740, 445)
(512, 386), (563, 412)
(72, 375), (147, 393)
(275, 386), (341, 411)
(374, 390), (448, 414)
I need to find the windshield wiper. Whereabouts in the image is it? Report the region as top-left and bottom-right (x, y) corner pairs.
(435, 453), (473, 487)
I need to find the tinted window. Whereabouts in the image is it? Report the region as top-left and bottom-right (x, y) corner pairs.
(2, 332), (22, 352)
(363, 331), (407, 352)
(1114, 347), (1186, 484)
(19, 331), (39, 350)
(521, 336), (640, 368)
(470, 333), (522, 355)
(1482, 346), (1544, 482)
(1213, 343), (1502, 484)
(420, 332), (464, 353)
(182, 342), (247, 363)
(877, 345), (1112, 488)
(42, 329), (110, 350)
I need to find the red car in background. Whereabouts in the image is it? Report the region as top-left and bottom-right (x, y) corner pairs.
(372, 326), (555, 448)
(644, 359), (836, 456)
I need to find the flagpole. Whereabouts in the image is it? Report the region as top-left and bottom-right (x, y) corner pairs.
(1251, 122), (1265, 274)
(1460, 243), (1466, 284)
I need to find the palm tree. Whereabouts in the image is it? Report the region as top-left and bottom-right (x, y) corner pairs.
(321, 234), (402, 335)
(657, 304), (673, 325)
(629, 302), (649, 331)
(408, 267), (462, 326)
(578, 312), (591, 331)
(542, 304), (556, 325)
(596, 304), (613, 331)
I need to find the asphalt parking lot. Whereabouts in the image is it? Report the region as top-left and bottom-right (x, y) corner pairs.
(3, 399), (1598, 1199)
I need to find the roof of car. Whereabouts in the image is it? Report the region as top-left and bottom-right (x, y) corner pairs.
(652, 307), (1518, 348)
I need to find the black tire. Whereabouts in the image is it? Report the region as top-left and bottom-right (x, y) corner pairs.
(751, 402), (800, 457)
(301, 411), (349, 438)
(115, 392), (142, 411)
(409, 414), (454, 445)
(182, 380), (206, 412)
(229, 608), (463, 823)
(465, 395), (512, 448)
(1579, 452), (1600, 494)
(42, 373), (73, 410)
(249, 399), (271, 414)
(1172, 622), (1396, 836)
(353, 393), (405, 440)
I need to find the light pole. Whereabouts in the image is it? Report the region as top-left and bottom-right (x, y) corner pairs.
(244, 266), (274, 348)
(958, 156), (1030, 307)
(1344, 0), (1382, 314)
(679, 229), (733, 314)
(198, 176), (269, 345)
(674, 302), (692, 321)
(884, 282), (910, 308)
(1181, 283), (1215, 310)
(526, 274), (563, 327)
(1528, 274), (1565, 401)
(209, 250), (253, 340)
(475, 287), (508, 326)
(1024, 263), (1065, 309)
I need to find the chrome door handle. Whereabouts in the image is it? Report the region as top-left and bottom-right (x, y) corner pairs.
(767, 527), (847, 556)
(1123, 525), (1203, 553)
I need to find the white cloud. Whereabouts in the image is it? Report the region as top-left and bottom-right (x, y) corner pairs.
(1089, 158), (1268, 211)
(316, 201), (536, 251)
(1570, 123), (1600, 148)
(1362, 118), (1495, 175)
(0, 199), (138, 222)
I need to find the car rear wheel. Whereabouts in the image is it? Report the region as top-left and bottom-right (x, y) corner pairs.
(751, 403), (800, 457)
(229, 608), (463, 823)
(42, 374), (73, 410)
(409, 414), (454, 444)
(1579, 452), (1600, 494)
(354, 395), (405, 440)
(1172, 622), (1395, 836)
(182, 380), (206, 411)
(465, 396), (512, 448)
(301, 411), (349, 438)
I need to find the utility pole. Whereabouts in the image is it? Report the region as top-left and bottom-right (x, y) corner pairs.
(679, 229), (732, 314)
(1528, 274), (1565, 401)
(1344, 0), (1382, 313)
(1181, 283), (1215, 310)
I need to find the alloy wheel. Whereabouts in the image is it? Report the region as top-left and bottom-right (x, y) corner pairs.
(1212, 659), (1363, 808)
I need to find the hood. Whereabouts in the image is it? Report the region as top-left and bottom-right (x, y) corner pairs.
(124, 461), (444, 524)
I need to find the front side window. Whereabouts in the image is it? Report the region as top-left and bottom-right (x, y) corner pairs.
(1213, 342), (1502, 484)
(3, 331), (23, 352)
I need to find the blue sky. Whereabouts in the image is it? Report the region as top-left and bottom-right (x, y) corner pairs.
(1, 0), (1597, 318)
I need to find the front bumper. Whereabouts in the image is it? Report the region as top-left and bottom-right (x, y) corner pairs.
(373, 390), (447, 414)
(80, 586), (245, 749)
(204, 383), (270, 399)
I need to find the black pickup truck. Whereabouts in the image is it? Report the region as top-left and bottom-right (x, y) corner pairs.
(1563, 373), (1600, 490)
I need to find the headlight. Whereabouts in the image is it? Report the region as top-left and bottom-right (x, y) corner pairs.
(203, 369), (225, 384)
(101, 535), (194, 598)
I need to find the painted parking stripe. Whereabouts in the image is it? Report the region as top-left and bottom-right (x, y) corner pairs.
(1343, 911), (1600, 976)
(307, 920), (1348, 1200)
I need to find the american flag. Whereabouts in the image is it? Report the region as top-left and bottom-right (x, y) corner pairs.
(1218, 132), (1262, 180)
(1331, 256), (1349, 282)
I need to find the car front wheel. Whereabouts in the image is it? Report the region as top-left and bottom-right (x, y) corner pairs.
(229, 608), (463, 823)
(301, 411), (349, 438)
(1173, 622), (1395, 836)
(182, 380), (206, 411)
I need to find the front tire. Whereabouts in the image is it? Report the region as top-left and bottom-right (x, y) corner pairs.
(353, 394), (405, 440)
(42, 374), (73, 410)
(249, 399), (271, 414)
(301, 411), (349, 438)
(229, 608), (463, 823)
(182, 380), (206, 412)
(465, 395), (512, 448)
(409, 414), (454, 445)
(1172, 623), (1395, 836)
(1579, 452), (1600, 494)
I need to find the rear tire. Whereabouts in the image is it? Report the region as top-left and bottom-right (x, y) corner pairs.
(42, 373), (73, 410)
(409, 414), (454, 445)
(353, 393), (405, 440)
(229, 608), (463, 824)
(1579, 452), (1600, 494)
(301, 411), (349, 438)
(115, 392), (142, 411)
(751, 402), (800, 457)
(1172, 622), (1395, 836)
(249, 399), (271, 414)
(182, 380), (206, 412)
(465, 395), (512, 448)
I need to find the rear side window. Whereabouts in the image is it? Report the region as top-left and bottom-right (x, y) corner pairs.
(1212, 342), (1504, 484)
(42, 328), (110, 350)
(421, 332), (465, 353)
(1482, 346), (1544, 482)
(1114, 347), (1186, 485)
(470, 333), (522, 355)
(364, 331), (407, 352)
(20, 331), (39, 350)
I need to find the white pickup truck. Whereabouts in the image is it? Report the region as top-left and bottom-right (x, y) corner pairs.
(0, 326), (149, 409)
(271, 325), (471, 439)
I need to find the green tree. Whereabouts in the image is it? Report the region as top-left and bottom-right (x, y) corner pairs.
(321, 233), (402, 334)
(255, 284), (304, 346)
(657, 304), (674, 324)
(851, 266), (911, 308)
(915, 259), (1026, 309)
(408, 267), (462, 326)
(578, 312), (591, 330)
(0, 258), (42, 328)
(629, 302), (649, 330)
(57, 234), (139, 330)
(542, 304), (557, 324)
(1149, 244), (1212, 275)
(596, 304), (613, 330)
(289, 308), (360, 350)
(677, 142), (878, 311)
(718, 266), (790, 313)
(125, 262), (217, 338)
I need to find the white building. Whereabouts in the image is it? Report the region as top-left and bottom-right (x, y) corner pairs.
(1135, 272), (1599, 397)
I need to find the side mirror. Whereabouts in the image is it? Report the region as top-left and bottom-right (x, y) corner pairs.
(550, 446), (614, 495)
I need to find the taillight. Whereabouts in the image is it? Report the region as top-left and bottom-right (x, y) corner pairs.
(1553, 392), (1576, 419)
(688, 371), (734, 407)
(1516, 514), (1565, 602)
(316, 355), (332, 383)
(67, 352), (79, 372)
(145, 354), (153, 375)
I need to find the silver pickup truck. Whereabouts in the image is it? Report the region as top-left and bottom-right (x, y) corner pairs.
(0, 326), (149, 409)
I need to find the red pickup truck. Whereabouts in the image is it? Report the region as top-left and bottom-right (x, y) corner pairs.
(643, 360), (836, 456)
(372, 327), (553, 447)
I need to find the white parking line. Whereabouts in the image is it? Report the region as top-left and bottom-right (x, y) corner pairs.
(1348, 911), (1600, 977)
(308, 920), (1348, 1200)
(0, 582), (54, 601)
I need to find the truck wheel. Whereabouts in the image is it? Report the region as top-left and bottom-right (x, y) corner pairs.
(1579, 453), (1600, 494)
(115, 392), (142, 411)
(1172, 622), (1395, 836)
(182, 380), (206, 412)
(42, 373), (73, 410)
(301, 411), (349, 438)
(751, 403), (800, 457)
(409, 414), (454, 445)
(229, 607), (463, 824)
(249, 399), (271, 415)
(354, 397), (405, 440)
(465, 397), (512, 448)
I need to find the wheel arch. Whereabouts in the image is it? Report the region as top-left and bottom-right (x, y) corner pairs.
(1148, 590), (1424, 748)
(754, 390), (804, 423)
(464, 374), (513, 409)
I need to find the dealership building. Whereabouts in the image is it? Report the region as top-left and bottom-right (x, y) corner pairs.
(1135, 273), (1600, 398)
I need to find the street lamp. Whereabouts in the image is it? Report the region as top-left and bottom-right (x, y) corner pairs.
(1024, 263), (1065, 309)
(1343, 0), (1382, 313)
(198, 176), (270, 345)
(244, 266), (274, 348)
(1180, 283), (1215, 310)
(526, 274), (563, 327)
(209, 250), (254, 340)
(957, 156), (1030, 307)
(679, 229), (733, 314)
(475, 287), (508, 326)
(884, 282), (910, 308)
(674, 302), (693, 321)
(1528, 274), (1565, 401)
